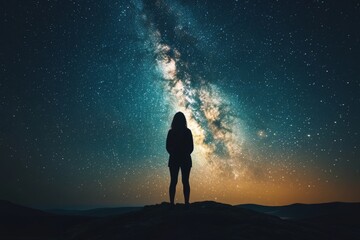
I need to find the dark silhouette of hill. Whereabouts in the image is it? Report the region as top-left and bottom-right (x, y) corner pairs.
(238, 202), (360, 240)
(0, 200), (51, 217)
(1, 200), (359, 240)
(0, 200), (95, 239)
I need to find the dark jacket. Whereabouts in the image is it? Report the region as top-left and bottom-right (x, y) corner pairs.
(166, 128), (194, 167)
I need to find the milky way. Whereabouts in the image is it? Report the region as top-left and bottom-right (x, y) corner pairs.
(136, 0), (252, 181)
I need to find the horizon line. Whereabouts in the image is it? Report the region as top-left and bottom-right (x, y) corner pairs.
(2, 199), (360, 211)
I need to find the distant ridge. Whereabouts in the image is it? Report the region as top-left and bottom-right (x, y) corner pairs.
(0, 199), (52, 217)
(0, 200), (93, 239)
(47, 206), (142, 217)
(237, 202), (360, 220)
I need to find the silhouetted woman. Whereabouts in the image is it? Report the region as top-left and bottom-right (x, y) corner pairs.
(166, 112), (194, 206)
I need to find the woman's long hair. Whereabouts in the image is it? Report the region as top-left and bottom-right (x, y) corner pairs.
(171, 112), (187, 130)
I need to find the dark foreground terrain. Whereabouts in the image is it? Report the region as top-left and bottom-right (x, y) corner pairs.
(1, 200), (359, 240)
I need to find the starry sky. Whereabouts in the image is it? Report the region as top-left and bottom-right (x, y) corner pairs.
(1, 0), (359, 208)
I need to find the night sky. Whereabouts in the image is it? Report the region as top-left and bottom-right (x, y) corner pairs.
(1, 0), (360, 208)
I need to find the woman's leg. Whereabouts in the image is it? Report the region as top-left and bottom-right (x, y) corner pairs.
(181, 166), (191, 204)
(169, 165), (180, 205)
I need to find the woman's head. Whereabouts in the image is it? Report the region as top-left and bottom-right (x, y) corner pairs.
(171, 112), (187, 129)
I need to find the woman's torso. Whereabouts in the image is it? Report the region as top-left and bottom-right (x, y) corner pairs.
(167, 128), (193, 167)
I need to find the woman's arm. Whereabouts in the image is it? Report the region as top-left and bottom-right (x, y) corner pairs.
(166, 130), (174, 154)
(187, 130), (194, 154)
